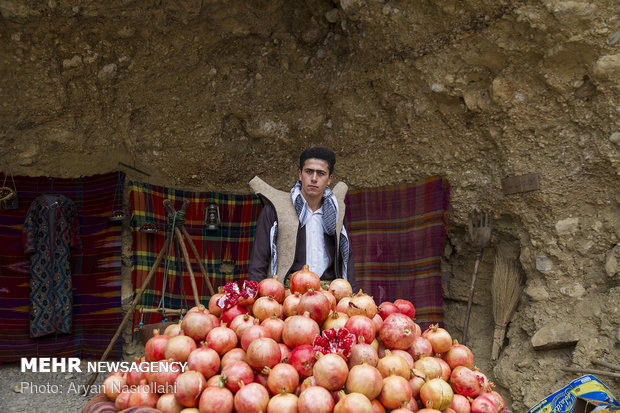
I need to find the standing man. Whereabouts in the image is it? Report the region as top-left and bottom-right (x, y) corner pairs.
(248, 147), (357, 292)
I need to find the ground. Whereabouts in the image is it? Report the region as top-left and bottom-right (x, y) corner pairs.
(1, 0), (619, 411)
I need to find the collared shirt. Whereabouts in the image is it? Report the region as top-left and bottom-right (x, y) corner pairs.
(304, 206), (329, 278)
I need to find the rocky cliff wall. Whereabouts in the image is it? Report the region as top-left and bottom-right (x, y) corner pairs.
(1, 1), (619, 410)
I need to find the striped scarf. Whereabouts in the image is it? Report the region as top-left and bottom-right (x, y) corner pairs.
(290, 181), (350, 279)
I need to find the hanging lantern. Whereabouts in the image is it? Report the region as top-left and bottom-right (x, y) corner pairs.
(139, 178), (158, 233)
(110, 170), (129, 222)
(204, 202), (220, 230)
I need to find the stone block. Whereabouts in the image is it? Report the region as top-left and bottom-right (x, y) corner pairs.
(531, 321), (580, 350)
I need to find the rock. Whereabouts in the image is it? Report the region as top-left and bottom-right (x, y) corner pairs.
(536, 256), (553, 272)
(605, 246), (618, 277)
(610, 132), (620, 145)
(339, 0), (365, 15)
(559, 282), (585, 298)
(325, 8), (339, 23)
(608, 31), (620, 45)
(98, 63), (117, 81)
(62, 55), (82, 69)
(555, 217), (579, 236)
(531, 322), (580, 350)
(593, 54), (620, 80)
(525, 282), (549, 301)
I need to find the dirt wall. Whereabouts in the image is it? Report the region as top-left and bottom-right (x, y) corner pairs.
(1, 1), (619, 410)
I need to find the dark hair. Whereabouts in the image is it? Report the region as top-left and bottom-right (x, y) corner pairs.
(299, 147), (336, 175)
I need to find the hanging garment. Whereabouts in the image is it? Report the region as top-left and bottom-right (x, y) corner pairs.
(23, 193), (81, 338)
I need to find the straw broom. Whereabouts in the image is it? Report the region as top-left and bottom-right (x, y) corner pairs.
(491, 251), (523, 360)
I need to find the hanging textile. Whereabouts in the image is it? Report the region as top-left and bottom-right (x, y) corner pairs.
(344, 176), (450, 330)
(0, 172), (123, 362)
(23, 193), (81, 338)
(129, 181), (263, 326)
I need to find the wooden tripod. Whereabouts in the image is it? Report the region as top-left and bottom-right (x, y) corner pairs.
(83, 199), (215, 394)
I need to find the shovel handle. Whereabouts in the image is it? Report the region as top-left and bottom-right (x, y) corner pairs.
(462, 250), (482, 345)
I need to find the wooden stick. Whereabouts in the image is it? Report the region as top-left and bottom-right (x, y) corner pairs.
(173, 226), (201, 307)
(561, 367), (620, 379)
(181, 225), (215, 296)
(162, 199), (201, 307)
(82, 235), (171, 394)
(462, 250), (482, 345)
(592, 359), (620, 372)
(140, 308), (187, 315)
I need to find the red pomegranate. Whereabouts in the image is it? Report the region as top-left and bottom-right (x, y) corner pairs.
(198, 384), (234, 413)
(345, 362), (384, 400)
(240, 324), (271, 351)
(377, 350), (410, 379)
(449, 366), (485, 398)
(322, 311), (349, 330)
(187, 344), (220, 379)
(289, 265), (321, 295)
(253, 296), (283, 322)
(145, 329), (169, 362)
(348, 337), (379, 367)
(205, 324), (238, 356)
(102, 371), (126, 401)
(174, 370), (206, 407)
(288, 344), (316, 379)
(345, 315), (377, 345)
(264, 362), (300, 394)
(297, 289), (331, 324)
(379, 313), (417, 350)
(208, 287), (226, 317)
(258, 275), (286, 303)
(347, 291), (378, 319)
(377, 301), (400, 320)
(283, 292), (302, 317)
(329, 278), (353, 301)
(261, 316), (285, 342)
(409, 335), (434, 360)
(220, 304), (249, 325)
(313, 353), (349, 391)
(282, 312), (320, 348)
(422, 324), (452, 354)
(221, 360), (255, 393)
(181, 311), (213, 343)
(267, 392), (298, 413)
(234, 382), (270, 413)
(164, 334), (197, 362)
(298, 386), (335, 413)
(443, 341), (474, 370)
(394, 298), (416, 319)
(220, 348), (246, 369)
(379, 374), (412, 409)
(245, 337), (281, 371)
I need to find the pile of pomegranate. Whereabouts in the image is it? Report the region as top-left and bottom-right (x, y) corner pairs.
(102, 267), (506, 413)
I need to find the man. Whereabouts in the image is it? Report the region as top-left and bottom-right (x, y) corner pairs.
(248, 147), (357, 292)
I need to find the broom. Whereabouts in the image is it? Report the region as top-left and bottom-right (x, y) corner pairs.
(491, 251), (523, 360)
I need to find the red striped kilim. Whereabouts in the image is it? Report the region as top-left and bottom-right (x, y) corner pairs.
(345, 176), (450, 329)
(129, 181), (262, 326)
(0, 172), (123, 362)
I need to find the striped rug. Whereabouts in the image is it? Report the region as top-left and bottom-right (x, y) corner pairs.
(128, 181), (262, 326)
(345, 176), (450, 329)
(0, 172), (123, 362)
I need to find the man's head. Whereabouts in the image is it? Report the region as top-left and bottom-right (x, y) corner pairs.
(299, 147), (336, 175)
(298, 147), (335, 205)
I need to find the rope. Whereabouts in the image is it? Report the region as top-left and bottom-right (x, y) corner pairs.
(167, 210), (186, 228)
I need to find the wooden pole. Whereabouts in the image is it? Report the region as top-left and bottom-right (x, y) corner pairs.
(462, 250), (482, 345)
(173, 226), (201, 307)
(561, 367), (620, 379)
(82, 235), (171, 394)
(181, 225), (215, 296)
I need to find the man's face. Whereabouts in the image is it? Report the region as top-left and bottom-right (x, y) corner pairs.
(298, 158), (332, 201)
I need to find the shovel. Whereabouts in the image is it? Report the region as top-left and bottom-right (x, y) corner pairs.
(462, 209), (492, 345)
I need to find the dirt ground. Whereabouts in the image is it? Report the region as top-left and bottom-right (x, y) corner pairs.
(1, 1), (619, 411)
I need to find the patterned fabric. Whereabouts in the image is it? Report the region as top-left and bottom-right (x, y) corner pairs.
(23, 194), (82, 338)
(291, 180), (350, 278)
(129, 181), (262, 326)
(81, 394), (116, 413)
(0, 172), (123, 362)
(344, 176), (450, 329)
